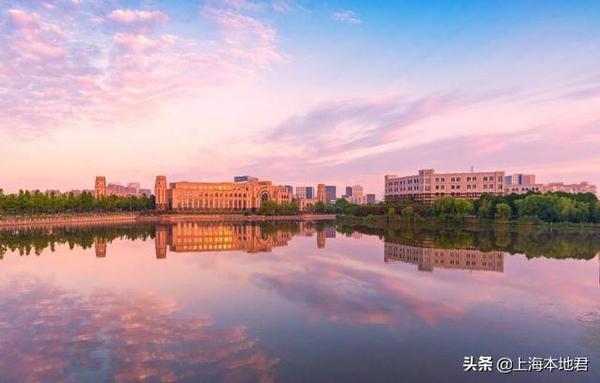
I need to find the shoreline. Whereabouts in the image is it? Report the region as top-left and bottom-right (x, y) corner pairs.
(0, 213), (336, 230)
(335, 214), (600, 232)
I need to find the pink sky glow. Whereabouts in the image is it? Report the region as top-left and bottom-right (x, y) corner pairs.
(1, 1), (599, 196)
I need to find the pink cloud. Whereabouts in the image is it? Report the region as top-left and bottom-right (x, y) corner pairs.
(0, 2), (283, 137)
(112, 32), (177, 52)
(8, 9), (41, 27)
(204, 6), (282, 66)
(108, 9), (169, 26)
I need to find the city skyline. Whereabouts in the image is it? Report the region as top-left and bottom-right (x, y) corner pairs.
(1, 1), (600, 195)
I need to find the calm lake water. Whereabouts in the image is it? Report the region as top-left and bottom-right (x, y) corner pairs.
(0, 221), (598, 382)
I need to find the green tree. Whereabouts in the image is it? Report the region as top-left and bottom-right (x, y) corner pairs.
(477, 194), (496, 219)
(495, 203), (512, 220)
(401, 206), (414, 219)
(430, 198), (474, 219)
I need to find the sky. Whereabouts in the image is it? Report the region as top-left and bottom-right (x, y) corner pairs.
(1, 0), (600, 196)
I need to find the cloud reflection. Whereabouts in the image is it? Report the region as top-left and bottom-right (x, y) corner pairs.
(0, 278), (278, 382)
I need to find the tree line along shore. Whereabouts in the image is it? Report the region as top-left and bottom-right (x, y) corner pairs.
(1, 188), (600, 225)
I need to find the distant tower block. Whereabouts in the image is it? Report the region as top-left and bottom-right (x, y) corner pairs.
(95, 237), (107, 258)
(317, 183), (326, 204)
(155, 175), (168, 210)
(155, 226), (168, 259)
(95, 176), (107, 198)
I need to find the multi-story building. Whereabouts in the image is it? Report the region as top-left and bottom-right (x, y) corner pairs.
(384, 242), (504, 273)
(127, 182), (140, 195)
(366, 194), (376, 204)
(503, 173), (543, 194)
(384, 169), (505, 201)
(346, 195), (367, 205)
(107, 183), (139, 197)
(325, 185), (336, 203)
(504, 184), (543, 194)
(542, 182), (597, 195)
(504, 172), (597, 195)
(345, 185), (363, 198)
(505, 173), (536, 186)
(154, 176), (291, 211)
(95, 176), (147, 198)
(284, 185), (294, 196)
(295, 186), (314, 200)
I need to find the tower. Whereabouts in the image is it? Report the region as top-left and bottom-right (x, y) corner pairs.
(317, 183), (326, 204)
(95, 176), (106, 198)
(155, 176), (168, 210)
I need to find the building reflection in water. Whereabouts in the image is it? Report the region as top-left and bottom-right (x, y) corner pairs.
(95, 237), (107, 258)
(151, 222), (332, 259)
(89, 223), (333, 259)
(384, 242), (504, 273)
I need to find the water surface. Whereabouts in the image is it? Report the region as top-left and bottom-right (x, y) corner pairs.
(0, 222), (598, 382)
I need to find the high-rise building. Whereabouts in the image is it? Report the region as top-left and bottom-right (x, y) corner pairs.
(346, 185), (363, 197)
(295, 186), (314, 200)
(284, 185), (294, 195)
(325, 185), (336, 203)
(505, 174), (536, 185)
(385, 169), (505, 201)
(95, 176), (106, 198)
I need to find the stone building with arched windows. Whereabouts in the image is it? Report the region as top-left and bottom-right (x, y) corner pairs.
(154, 176), (292, 212)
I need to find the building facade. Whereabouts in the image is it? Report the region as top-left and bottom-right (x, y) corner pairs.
(154, 176), (291, 211)
(295, 186), (314, 200)
(95, 176), (148, 198)
(106, 183), (139, 197)
(505, 173), (536, 186)
(385, 169), (505, 201)
(345, 195), (368, 205)
(345, 185), (363, 198)
(155, 176), (168, 210)
(542, 182), (597, 195)
(503, 173), (597, 195)
(325, 185), (336, 203)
